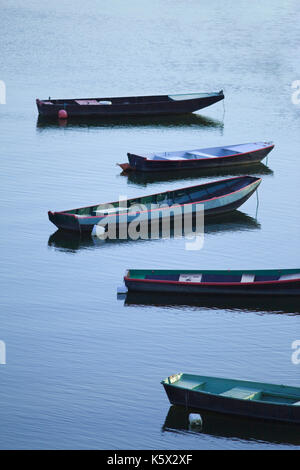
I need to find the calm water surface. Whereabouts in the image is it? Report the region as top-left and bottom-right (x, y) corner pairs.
(1, 0), (300, 449)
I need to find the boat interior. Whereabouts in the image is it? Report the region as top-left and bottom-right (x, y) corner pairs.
(145, 142), (269, 161)
(127, 269), (300, 283)
(41, 93), (217, 106)
(63, 177), (256, 217)
(165, 374), (300, 406)
(41, 92), (221, 106)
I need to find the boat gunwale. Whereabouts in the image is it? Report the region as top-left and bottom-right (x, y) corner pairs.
(128, 143), (274, 163)
(37, 91), (224, 106)
(127, 268), (300, 276)
(49, 176), (261, 219)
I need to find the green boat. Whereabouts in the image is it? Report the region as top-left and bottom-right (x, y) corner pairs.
(124, 268), (300, 296)
(161, 374), (300, 424)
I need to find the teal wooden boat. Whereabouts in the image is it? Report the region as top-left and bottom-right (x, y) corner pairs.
(161, 374), (300, 424)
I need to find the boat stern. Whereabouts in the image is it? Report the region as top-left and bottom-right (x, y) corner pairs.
(250, 176), (262, 191)
(36, 98), (42, 114)
(127, 153), (147, 171)
(48, 211), (81, 232)
(118, 163), (133, 172)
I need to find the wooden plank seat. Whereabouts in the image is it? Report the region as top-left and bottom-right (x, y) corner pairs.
(220, 387), (261, 400)
(95, 206), (129, 215)
(279, 273), (300, 280)
(185, 151), (217, 158)
(75, 99), (112, 105)
(94, 199), (174, 216)
(175, 380), (206, 390)
(179, 274), (202, 282)
(241, 273), (255, 283)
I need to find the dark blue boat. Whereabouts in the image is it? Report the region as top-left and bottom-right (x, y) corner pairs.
(36, 91), (224, 119)
(119, 141), (274, 172)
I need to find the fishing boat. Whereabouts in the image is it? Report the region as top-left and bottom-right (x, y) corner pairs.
(124, 268), (300, 296)
(161, 374), (300, 424)
(119, 142), (274, 172)
(36, 91), (224, 118)
(48, 176), (261, 233)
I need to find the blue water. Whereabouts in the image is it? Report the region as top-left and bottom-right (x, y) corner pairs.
(0, 0), (300, 449)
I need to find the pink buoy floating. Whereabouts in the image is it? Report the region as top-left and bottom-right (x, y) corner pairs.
(58, 109), (68, 119)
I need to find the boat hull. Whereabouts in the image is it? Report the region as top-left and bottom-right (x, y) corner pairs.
(126, 146), (273, 172)
(124, 277), (300, 296)
(162, 383), (300, 424)
(48, 177), (260, 233)
(125, 267), (300, 297)
(36, 93), (224, 118)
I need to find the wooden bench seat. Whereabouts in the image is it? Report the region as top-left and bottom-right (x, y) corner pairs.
(220, 387), (260, 400)
(175, 380), (206, 390)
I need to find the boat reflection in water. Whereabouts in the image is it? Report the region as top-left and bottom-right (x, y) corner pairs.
(162, 406), (300, 446)
(37, 113), (224, 131)
(122, 162), (273, 188)
(48, 210), (260, 254)
(122, 288), (300, 315)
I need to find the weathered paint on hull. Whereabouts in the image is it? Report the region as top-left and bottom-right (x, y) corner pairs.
(48, 211), (81, 232)
(162, 384), (300, 424)
(48, 181), (259, 233)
